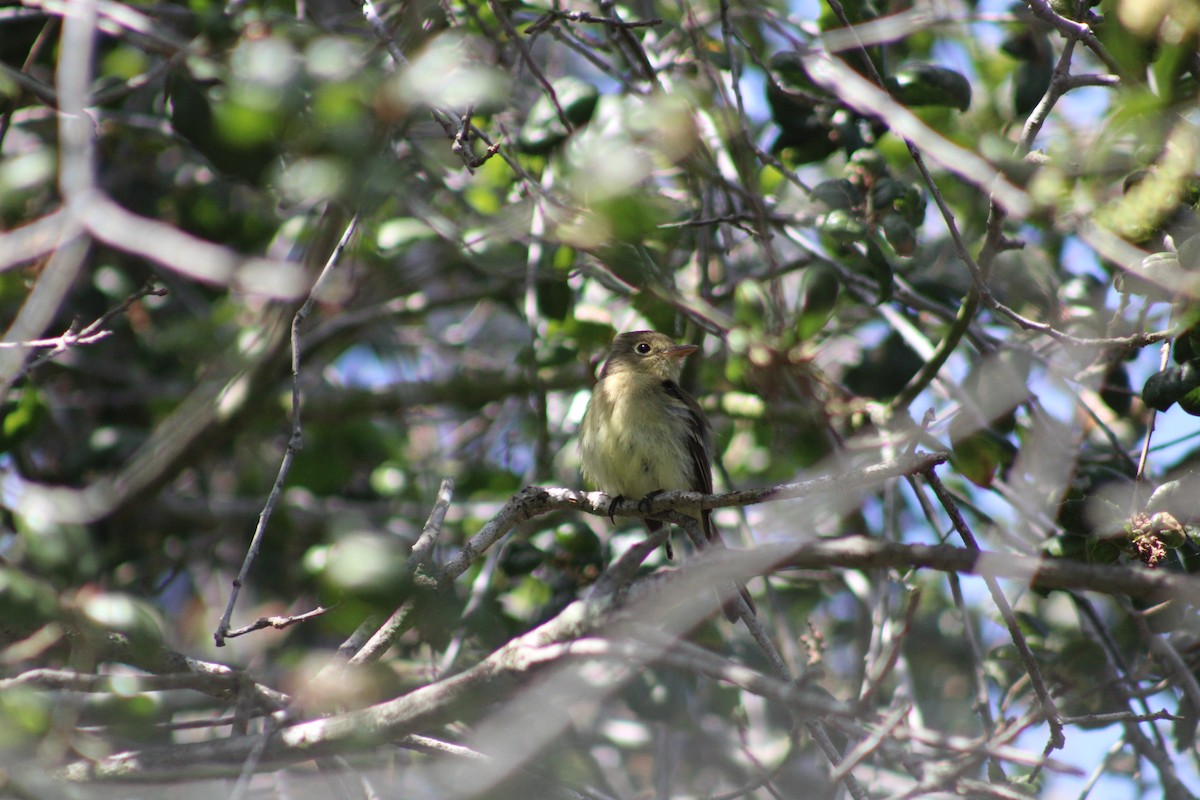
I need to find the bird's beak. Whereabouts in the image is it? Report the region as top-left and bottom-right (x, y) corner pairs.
(667, 344), (699, 359)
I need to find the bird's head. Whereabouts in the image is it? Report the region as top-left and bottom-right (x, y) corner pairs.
(600, 331), (698, 383)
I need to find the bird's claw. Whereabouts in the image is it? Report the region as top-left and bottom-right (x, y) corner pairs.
(606, 495), (626, 524)
(638, 490), (663, 515)
(637, 492), (673, 560)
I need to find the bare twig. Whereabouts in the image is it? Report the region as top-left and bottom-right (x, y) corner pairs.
(524, 9), (663, 35)
(1137, 341), (1172, 483)
(222, 606), (333, 641)
(61, 525), (1200, 784)
(0, 668), (239, 694)
(16, 281), (167, 374)
(924, 468), (1066, 750)
(0, 238), (89, 399)
(828, 703), (910, 785)
(214, 215), (359, 647)
(488, 0), (574, 134)
(345, 477), (456, 666)
(1023, 0), (1130, 80)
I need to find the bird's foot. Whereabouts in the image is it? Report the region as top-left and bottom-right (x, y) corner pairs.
(606, 495), (626, 524)
(637, 490), (663, 515)
(637, 492), (672, 558)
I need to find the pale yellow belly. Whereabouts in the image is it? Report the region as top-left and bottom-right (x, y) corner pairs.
(580, 378), (694, 499)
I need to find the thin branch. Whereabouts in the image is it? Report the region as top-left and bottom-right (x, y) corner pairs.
(221, 606), (333, 641)
(828, 703), (910, 785)
(61, 528), (1200, 783)
(993, 303), (1173, 348)
(1122, 596), (1200, 726)
(488, 0), (574, 135)
(888, 291), (979, 415)
(1019, 32), (1082, 150)
(0, 59), (58, 106)
(613, 450), (946, 518)
(1073, 597), (1193, 798)
(65, 598), (857, 783)
(1137, 341), (1172, 483)
(214, 215), (359, 647)
(42, 4), (310, 298)
(1023, 0), (1130, 80)
(1060, 709), (1179, 726)
(673, 514), (859, 800)
(26, 0), (192, 55)
(0, 328), (109, 350)
(688, 537), (1200, 604)
(14, 281), (167, 375)
(0, 669), (239, 694)
(0, 238), (90, 398)
(524, 9), (663, 35)
(858, 587), (921, 706)
(344, 477), (456, 666)
(924, 468), (1066, 750)
(0, 210), (72, 272)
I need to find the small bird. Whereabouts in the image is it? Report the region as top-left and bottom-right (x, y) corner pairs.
(578, 331), (756, 622)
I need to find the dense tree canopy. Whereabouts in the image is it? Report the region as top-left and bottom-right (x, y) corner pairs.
(2, 0), (1200, 797)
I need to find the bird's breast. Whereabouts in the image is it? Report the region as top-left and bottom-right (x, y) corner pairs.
(580, 373), (693, 499)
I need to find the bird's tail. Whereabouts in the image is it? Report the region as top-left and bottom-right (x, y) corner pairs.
(723, 580), (757, 622)
(702, 511), (756, 622)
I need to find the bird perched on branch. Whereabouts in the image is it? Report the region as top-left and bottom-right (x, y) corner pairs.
(579, 330), (756, 622)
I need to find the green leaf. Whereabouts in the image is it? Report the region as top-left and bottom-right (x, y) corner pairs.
(1099, 362), (1133, 416)
(818, 0), (878, 29)
(819, 209), (868, 245)
(862, 236), (895, 302)
(500, 540), (545, 577)
(0, 387), (45, 453)
(1001, 30), (1043, 61)
(951, 428), (1016, 488)
(1115, 251), (1187, 303)
(1178, 231), (1200, 272)
(535, 276), (572, 321)
(871, 178), (925, 225)
(0, 687), (51, 748)
(843, 331), (922, 399)
(1173, 323), (1200, 366)
(769, 51), (821, 93)
(376, 218), (436, 250)
(318, 531), (409, 605)
(845, 148), (887, 181)
(886, 63), (972, 111)
(796, 264), (841, 339)
(1143, 361), (1200, 412)
(1180, 387), (1200, 416)
(593, 194), (672, 242)
(16, 516), (101, 583)
(167, 67), (278, 183)
(0, 568), (62, 634)
(734, 281), (771, 334)
(810, 179), (861, 212)
(1014, 59), (1053, 117)
(517, 77), (599, 155)
(553, 523), (601, 557)
(868, 177), (906, 209)
(80, 592), (165, 648)
(1041, 534), (1088, 561)
(880, 212), (917, 256)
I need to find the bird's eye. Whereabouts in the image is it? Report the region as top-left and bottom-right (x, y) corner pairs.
(635, 342), (652, 355)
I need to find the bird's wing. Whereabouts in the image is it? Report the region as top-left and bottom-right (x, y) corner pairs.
(661, 379), (714, 497)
